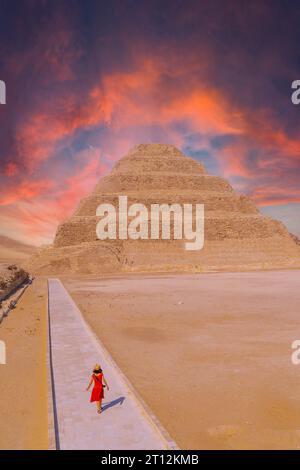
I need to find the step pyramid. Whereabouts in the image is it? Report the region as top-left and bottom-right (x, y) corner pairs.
(29, 144), (300, 274)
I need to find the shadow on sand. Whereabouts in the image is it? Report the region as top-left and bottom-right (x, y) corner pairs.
(102, 396), (126, 412)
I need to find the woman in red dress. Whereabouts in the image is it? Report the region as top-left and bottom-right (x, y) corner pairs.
(86, 363), (109, 414)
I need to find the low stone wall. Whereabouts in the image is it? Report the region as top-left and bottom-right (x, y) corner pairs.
(0, 276), (33, 324)
(0, 265), (30, 303)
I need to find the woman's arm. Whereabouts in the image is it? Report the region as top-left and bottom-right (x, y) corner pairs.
(103, 375), (109, 391)
(86, 377), (93, 391)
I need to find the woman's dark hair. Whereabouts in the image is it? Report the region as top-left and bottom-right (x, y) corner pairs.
(93, 368), (102, 374)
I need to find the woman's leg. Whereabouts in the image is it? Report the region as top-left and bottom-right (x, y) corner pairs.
(99, 398), (102, 411)
(96, 401), (101, 413)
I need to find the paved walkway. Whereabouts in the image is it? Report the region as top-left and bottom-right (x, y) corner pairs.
(47, 278), (176, 450)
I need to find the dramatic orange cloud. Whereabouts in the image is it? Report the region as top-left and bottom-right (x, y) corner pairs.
(0, 148), (108, 245)
(251, 187), (300, 207)
(2, 54), (300, 243)
(11, 54), (299, 179)
(0, 179), (54, 206)
(4, 162), (18, 176)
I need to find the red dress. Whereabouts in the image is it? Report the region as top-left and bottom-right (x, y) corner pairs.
(90, 373), (104, 402)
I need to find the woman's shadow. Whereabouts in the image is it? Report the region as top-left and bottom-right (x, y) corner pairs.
(102, 396), (126, 412)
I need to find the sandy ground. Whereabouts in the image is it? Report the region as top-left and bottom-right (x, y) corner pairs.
(0, 235), (36, 263)
(0, 277), (48, 449)
(64, 270), (300, 450)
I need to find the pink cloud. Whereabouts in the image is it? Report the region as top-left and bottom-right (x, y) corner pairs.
(0, 148), (107, 244)
(3, 53), (300, 243)
(0, 179), (54, 206)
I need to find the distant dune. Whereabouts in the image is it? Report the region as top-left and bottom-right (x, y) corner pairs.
(0, 235), (37, 263)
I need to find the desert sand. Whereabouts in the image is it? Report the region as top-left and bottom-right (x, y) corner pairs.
(65, 270), (300, 450)
(0, 235), (36, 263)
(0, 277), (48, 449)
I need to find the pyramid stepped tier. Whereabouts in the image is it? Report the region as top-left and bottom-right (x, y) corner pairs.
(28, 143), (300, 274)
(110, 143), (207, 176)
(74, 193), (258, 217)
(93, 174), (233, 192)
(54, 214), (286, 247)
